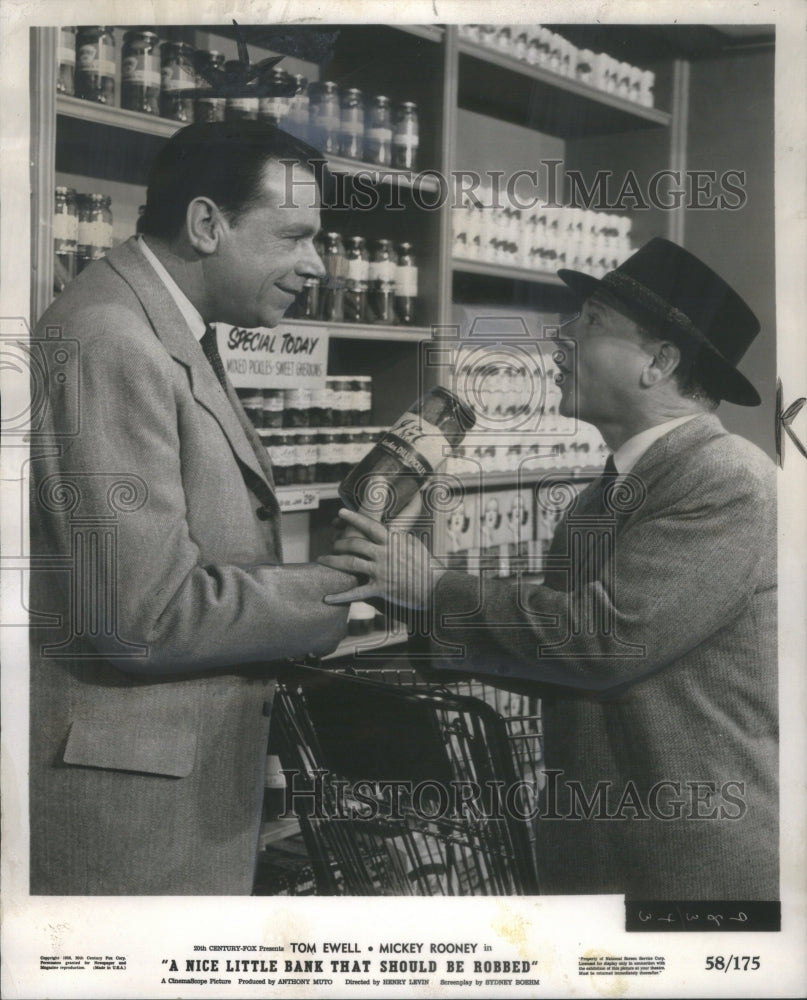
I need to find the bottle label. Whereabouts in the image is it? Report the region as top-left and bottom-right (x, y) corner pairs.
(53, 211), (78, 244)
(259, 96), (289, 116)
(122, 54), (160, 87)
(393, 132), (419, 147)
(395, 263), (418, 296)
(368, 259), (396, 284)
(346, 257), (369, 282)
(379, 413), (450, 477)
(58, 45), (75, 66)
(162, 62), (196, 91)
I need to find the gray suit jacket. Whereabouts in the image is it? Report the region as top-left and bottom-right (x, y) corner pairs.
(427, 414), (778, 898)
(29, 237), (352, 894)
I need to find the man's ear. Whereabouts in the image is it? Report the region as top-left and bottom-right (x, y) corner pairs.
(640, 340), (681, 388)
(186, 197), (223, 254)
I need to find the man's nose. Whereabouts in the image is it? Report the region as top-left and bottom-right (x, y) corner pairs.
(298, 239), (327, 280)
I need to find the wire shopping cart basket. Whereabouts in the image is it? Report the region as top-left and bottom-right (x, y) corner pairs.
(271, 663), (542, 896)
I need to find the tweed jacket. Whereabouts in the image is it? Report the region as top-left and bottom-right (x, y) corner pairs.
(29, 237), (352, 895)
(427, 414), (778, 899)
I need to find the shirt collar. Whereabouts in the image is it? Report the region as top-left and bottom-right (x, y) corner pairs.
(137, 235), (206, 342)
(612, 413), (700, 474)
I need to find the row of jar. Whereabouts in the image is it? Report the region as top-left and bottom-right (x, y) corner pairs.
(235, 377), (373, 430)
(53, 187), (113, 290)
(56, 27), (422, 168)
(260, 427), (384, 486)
(452, 203), (633, 275)
(443, 435), (609, 476)
(458, 24), (656, 108)
(298, 234), (419, 326)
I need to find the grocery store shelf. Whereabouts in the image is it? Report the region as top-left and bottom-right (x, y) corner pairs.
(451, 466), (602, 488)
(55, 96), (440, 193)
(57, 94), (180, 137)
(457, 39), (671, 138)
(326, 155), (441, 192)
(395, 24), (445, 43)
(452, 257), (569, 287)
(284, 317), (431, 341)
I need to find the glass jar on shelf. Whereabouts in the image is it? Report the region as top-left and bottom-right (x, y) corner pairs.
(76, 193), (113, 274)
(75, 26), (116, 105)
(308, 80), (340, 154)
(285, 75), (309, 141)
(391, 102), (419, 170)
(339, 88), (365, 160)
(53, 186), (78, 292)
(258, 67), (292, 126)
(262, 389), (284, 429)
(160, 41), (196, 122)
(57, 26), (76, 95)
(394, 242), (418, 325)
(235, 388), (264, 428)
(121, 29), (161, 115)
(225, 59), (258, 121)
(365, 95), (393, 166)
(343, 236), (369, 324)
(194, 50), (226, 122)
(319, 232), (346, 323)
(367, 238), (397, 325)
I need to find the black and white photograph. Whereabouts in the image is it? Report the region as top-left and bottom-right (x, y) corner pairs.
(1, 1), (805, 997)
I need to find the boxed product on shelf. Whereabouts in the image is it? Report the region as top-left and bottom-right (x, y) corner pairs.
(457, 23), (655, 107)
(452, 196), (633, 277)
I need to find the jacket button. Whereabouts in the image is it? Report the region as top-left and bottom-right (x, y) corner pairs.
(256, 505), (272, 521)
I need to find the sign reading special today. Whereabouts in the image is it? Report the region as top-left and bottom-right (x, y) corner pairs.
(215, 322), (328, 390)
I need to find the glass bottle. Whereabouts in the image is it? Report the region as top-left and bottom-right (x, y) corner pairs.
(308, 81), (340, 154)
(319, 232), (346, 323)
(76, 193), (113, 274)
(394, 241), (418, 325)
(367, 238), (397, 325)
(53, 186), (78, 292)
(194, 50), (226, 122)
(75, 27), (116, 105)
(160, 41), (196, 122)
(339, 88), (365, 160)
(339, 386), (476, 522)
(365, 95), (393, 166)
(297, 231), (323, 320)
(121, 29), (161, 115)
(392, 101), (419, 170)
(343, 236), (369, 324)
(57, 26), (76, 95)
(285, 74), (310, 141)
(258, 67), (292, 126)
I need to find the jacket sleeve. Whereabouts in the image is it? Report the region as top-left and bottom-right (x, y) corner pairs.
(33, 314), (353, 675)
(427, 448), (775, 693)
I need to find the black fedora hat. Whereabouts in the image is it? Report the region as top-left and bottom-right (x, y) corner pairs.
(557, 237), (761, 406)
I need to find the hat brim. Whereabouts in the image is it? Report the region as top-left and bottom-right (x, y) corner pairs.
(557, 267), (761, 407)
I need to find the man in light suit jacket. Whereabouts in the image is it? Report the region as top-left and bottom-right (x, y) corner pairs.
(323, 239), (778, 900)
(29, 122), (355, 894)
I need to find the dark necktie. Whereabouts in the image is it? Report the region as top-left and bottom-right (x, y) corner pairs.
(588, 454), (619, 516)
(201, 323), (227, 388)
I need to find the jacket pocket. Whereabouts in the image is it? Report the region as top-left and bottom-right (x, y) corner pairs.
(62, 717), (196, 778)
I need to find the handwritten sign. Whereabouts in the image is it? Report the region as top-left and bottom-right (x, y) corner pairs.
(215, 322), (328, 390)
(276, 489), (320, 512)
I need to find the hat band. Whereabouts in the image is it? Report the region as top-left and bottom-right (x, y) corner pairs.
(601, 270), (728, 361)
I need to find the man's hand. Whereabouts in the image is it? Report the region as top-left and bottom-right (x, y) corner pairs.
(320, 507), (444, 609)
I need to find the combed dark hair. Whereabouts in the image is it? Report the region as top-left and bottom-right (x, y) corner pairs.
(140, 120), (332, 240)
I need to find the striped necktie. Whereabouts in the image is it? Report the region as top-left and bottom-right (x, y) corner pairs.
(200, 323), (228, 388)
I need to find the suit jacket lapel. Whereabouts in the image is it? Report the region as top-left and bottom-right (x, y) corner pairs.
(105, 239), (277, 508)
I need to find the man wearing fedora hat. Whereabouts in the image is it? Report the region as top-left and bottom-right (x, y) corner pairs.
(323, 237), (777, 900)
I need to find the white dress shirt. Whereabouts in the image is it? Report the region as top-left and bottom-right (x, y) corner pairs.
(137, 235), (206, 342)
(611, 413), (700, 474)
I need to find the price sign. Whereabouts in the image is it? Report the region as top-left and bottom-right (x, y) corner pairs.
(215, 322), (328, 390)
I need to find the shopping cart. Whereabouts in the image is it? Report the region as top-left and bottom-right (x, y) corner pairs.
(271, 663), (542, 895)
